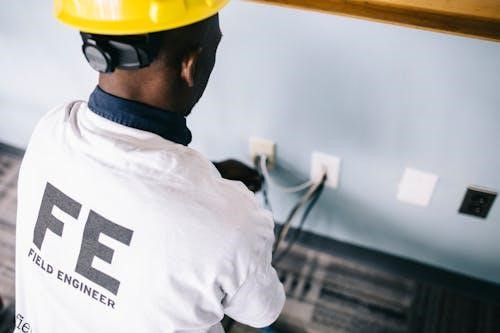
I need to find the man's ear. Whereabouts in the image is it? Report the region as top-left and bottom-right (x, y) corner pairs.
(180, 47), (202, 88)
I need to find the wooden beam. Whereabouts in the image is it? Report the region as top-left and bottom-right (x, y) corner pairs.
(251, 0), (500, 42)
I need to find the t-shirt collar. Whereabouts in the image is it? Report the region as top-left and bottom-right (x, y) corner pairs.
(87, 86), (192, 146)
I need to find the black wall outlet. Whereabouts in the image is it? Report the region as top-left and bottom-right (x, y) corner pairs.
(459, 186), (497, 219)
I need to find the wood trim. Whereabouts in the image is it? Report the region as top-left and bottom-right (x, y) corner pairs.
(250, 0), (500, 42)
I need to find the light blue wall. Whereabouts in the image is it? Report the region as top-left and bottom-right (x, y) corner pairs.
(1, 1), (499, 283)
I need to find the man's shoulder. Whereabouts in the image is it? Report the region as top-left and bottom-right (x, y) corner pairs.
(32, 102), (76, 131)
(171, 152), (274, 235)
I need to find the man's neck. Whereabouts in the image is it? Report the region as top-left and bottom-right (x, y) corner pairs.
(98, 71), (179, 113)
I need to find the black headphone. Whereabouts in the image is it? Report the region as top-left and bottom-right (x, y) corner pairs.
(80, 32), (161, 73)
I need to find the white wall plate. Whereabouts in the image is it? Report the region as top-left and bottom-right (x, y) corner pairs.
(397, 167), (439, 207)
(310, 151), (341, 188)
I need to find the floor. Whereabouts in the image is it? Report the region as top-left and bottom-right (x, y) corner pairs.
(1, 142), (500, 332)
(0, 144), (20, 306)
(262, 243), (500, 333)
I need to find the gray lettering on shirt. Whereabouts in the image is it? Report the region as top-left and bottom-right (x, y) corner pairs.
(31, 182), (135, 299)
(75, 210), (134, 295)
(33, 182), (82, 250)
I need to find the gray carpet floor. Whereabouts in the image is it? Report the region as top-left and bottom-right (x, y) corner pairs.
(264, 246), (500, 333)
(0, 148), (19, 306)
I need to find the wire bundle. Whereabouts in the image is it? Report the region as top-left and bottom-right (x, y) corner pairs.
(256, 155), (327, 264)
(259, 155), (313, 193)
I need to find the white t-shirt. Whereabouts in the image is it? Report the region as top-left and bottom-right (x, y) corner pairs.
(15, 101), (285, 333)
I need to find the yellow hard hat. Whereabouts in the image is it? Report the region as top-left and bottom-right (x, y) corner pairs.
(54, 0), (230, 35)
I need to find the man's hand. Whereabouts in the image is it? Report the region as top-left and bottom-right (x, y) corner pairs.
(213, 159), (263, 193)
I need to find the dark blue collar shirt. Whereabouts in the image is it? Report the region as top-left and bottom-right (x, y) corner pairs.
(88, 85), (192, 146)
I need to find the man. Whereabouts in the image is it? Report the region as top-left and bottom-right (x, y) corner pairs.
(15, 1), (285, 332)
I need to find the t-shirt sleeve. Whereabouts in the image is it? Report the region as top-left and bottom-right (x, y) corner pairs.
(223, 257), (285, 327)
(222, 211), (286, 328)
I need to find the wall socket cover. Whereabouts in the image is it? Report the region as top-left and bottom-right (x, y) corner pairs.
(397, 168), (438, 207)
(459, 186), (497, 219)
(249, 136), (276, 169)
(310, 151), (341, 188)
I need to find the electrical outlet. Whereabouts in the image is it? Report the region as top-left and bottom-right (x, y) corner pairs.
(249, 136), (276, 169)
(310, 151), (341, 188)
(459, 186), (497, 219)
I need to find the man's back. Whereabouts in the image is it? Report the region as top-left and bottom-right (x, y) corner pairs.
(15, 100), (285, 332)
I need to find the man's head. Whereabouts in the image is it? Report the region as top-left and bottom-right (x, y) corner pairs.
(55, 0), (229, 115)
(84, 15), (221, 115)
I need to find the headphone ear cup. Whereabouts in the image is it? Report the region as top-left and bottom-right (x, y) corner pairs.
(82, 43), (114, 73)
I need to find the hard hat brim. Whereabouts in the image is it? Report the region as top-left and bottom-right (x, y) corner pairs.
(54, 0), (229, 35)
